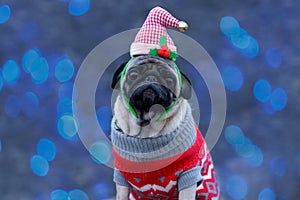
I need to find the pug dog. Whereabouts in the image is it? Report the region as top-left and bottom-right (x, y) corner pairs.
(111, 55), (219, 199)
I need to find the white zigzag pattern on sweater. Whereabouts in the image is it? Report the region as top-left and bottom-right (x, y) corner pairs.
(129, 193), (135, 200)
(130, 180), (177, 193)
(197, 163), (213, 190)
(196, 146), (219, 200)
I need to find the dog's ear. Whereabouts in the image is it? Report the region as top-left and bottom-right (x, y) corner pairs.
(111, 62), (127, 89)
(180, 72), (192, 99)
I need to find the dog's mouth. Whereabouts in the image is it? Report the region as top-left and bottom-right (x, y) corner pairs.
(128, 83), (176, 124)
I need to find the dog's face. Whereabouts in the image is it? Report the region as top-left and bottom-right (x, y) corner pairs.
(112, 55), (191, 127)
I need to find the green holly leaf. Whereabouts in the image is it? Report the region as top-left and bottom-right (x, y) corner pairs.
(159, 36), (167, 46)
(169, 51), (178, 59)
(149, 48), (158, 56)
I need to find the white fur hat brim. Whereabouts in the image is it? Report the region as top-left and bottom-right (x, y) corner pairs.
(130, 42), (177, 57)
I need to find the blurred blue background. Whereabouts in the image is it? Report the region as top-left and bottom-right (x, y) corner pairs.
(0, 0), (300, 199)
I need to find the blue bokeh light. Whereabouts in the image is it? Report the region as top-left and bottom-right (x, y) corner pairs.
(21, 92), (39, 116)
(57, 98), (73, 116)
(54, 58), (75, 83)
(37, 138), (56, 161)
(226, 175), (248, 200)
(0, 5), (10, 24)
(222, 66), (244, 91)
(5, 94), (22, 118)
(30, 57), (49, 84)
(240, 36), (259, 58)
(90, 140), (112, 164)
(96, 106), (112, 132)
(0, 139), (2, 153)
(244, 145), (264, 167)
(57, 114), (78, 139)
(258, 188), (276, 200)
(2, 59), (20, 84)
(22, 49), (41, 73)
(68, 0), (90, 16)
(51, 189), (69, 200)
(225, 125), (264, 167)
(270, 88), (288, 111)
(30, 155), (49, 176)
(68, 189), (89, 200)
(0, 75), (3, 91)
(266, 48), (282, 68)
(220, 16), (240, 36)
(254, 79), (272, 103)
(220, 15), (259, 58)
(224, 125), (245, 145)
(229, 28), (250, 49)
(234, 138), (255, 158)
(269, 156), (287, 177)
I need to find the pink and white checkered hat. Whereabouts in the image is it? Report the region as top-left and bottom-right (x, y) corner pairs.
(130, 7), (188, 57)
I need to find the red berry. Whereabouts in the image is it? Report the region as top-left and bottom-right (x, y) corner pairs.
(164, 51), (170, 58)
(158, 49), (164, 57)
(158, 47), (171, 58)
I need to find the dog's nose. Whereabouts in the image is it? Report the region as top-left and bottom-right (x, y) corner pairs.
(145, 75), (157, 82)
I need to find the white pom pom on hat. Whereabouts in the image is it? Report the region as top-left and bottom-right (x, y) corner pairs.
(130, 7), (188, 59)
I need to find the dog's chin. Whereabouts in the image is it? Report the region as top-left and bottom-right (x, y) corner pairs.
(135, 110), (157, 127)
(136, 119), (150, 127)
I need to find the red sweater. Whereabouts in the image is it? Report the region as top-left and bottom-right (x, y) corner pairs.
(113, 126), (220, 199)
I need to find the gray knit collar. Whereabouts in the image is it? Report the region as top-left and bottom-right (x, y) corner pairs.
(111, 105), (196, 162)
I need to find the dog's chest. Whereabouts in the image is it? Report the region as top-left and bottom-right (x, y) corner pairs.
(114, 127), (205, 199)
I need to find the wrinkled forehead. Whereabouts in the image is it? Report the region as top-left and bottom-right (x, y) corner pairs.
(125, 55), (177, 71)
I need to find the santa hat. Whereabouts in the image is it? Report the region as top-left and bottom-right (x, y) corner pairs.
(130, 7), (188, 59)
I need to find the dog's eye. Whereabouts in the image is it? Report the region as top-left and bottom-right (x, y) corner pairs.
(128, 71), (138, 81)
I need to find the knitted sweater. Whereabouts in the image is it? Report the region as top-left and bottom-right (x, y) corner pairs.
(111, 106), (219, 199)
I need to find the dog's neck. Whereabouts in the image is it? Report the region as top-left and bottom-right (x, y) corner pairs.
(114, 96), (188, 138)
